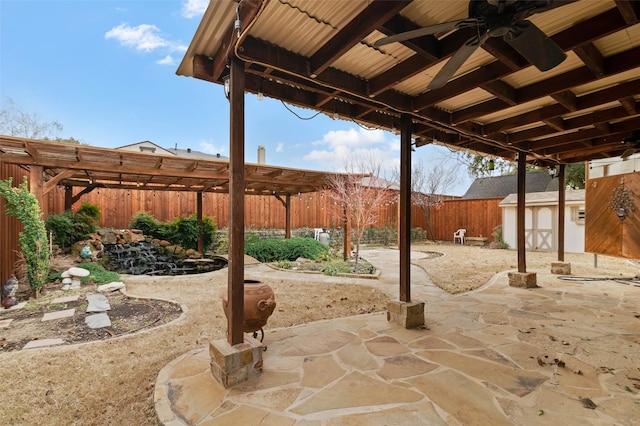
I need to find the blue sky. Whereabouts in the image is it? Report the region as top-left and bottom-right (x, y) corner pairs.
(0, 0), (473, 195)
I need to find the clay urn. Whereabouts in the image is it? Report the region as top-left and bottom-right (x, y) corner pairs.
(221, 280), (276, 334)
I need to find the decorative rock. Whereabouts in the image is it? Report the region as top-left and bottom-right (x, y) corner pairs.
(42, 308), (75, 321)
(85, 313), (111, 329)
(98, 282), (125, 292)
(1, 275), (19, 308)
(80, 245), (93, 259)
(24, 338), (65, 349)
(67, 267), (90, 289)
(86, 294), (111, 312)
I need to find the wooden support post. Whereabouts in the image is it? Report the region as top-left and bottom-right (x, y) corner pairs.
(274, 194), (291, 239)
(557, 164), (565, 262)
(399, 113), (412, 302)
(64, 186), (73, 211)
(343, 206), (350, 261)
(197, 191), (204, 253)
(285, 194), (291, 239)
(29, 165), (45, 214)
(228, 57), (245, 346)
(517, 153), (526, 273)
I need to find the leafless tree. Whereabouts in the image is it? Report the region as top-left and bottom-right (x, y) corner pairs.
(393, 159), (459, 241)
(327, 152), (396, 270)
(0, 97), (62, 139)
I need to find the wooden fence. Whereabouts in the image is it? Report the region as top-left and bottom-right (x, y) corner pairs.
(585, 172), (640, 259)
(1, 172), (503, 282)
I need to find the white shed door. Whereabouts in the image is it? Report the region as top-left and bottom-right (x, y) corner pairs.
(524, 207), (554, 251)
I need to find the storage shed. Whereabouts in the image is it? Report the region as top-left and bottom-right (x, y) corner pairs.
(500, 190), (585, 253)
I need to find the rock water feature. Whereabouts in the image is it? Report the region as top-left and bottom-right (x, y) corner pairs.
(103, 241), (228, 276)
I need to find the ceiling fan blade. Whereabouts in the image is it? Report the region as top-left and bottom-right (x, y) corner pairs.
(428, 33), (487, 90)
(621, 148), (635, 159)
(503, 21), (566, 71)
(374, 19), (476, 47)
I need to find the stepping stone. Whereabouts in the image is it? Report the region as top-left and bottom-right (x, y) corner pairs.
(42, 308), (75, 321)
(86, 294), (111, 312)
(98, 282), (125, 292)
(24, 338), (65, 349)
(0, 319), (13, 328)
(0, 301), (27, 313)
(51, 295), (79, 304)
(85, 313), (111, 329)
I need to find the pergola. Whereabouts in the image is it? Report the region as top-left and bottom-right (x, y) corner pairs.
(176, 0), (640, 345)
(0, 135), (341, 249)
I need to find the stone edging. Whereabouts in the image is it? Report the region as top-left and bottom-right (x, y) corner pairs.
(264, 262), (380, 280)
(16, 287), (188, 352)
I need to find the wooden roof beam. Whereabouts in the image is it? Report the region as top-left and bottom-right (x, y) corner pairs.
(192, 0), (262, 83)
(309, 0), (410, 77)
(484, 79), (640, 135)
(614, 0), (640, 24)
(620, 97), (638, 115)
(551, 91), (578, 111)
(574, 42), (605, 78)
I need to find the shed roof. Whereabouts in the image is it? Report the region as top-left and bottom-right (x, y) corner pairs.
(499, 188), (585, 205)
(462, 172), (558, 199)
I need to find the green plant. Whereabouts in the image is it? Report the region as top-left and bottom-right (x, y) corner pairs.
(45, 211), (76, 247)
(45, 203), (102, 248)
(49, 262), (120, 284)
(244, 237), (329, 263)
(129, 213), (216, 252)
(129, 212), (161, 236)
(0, 177), (50, 298)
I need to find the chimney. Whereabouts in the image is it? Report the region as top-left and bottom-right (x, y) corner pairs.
(187, 148), (191, 153)
(257, 145), (266, 164)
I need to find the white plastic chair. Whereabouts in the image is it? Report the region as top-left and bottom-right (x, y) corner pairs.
(453, 229), (466, 244)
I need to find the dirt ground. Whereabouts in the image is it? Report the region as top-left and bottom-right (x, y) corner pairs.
(0, 243), (638, 425)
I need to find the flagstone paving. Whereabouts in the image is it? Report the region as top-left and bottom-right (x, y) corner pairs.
(155, 250), (640, 425)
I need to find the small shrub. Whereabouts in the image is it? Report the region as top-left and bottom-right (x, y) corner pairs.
(46, 203), (102, 248)
(129, 212), (216, 252)
(129, 212), (161, 237)
(490, 225), (509, 249)
(244, 237), (328, 262)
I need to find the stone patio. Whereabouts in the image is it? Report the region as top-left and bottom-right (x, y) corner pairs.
(154, 250), (640, 425)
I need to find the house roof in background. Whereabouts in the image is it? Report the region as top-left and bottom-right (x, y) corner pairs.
(117, 141), (228, 160)
(462, 172), (559, 199)
(500, 189), (585, 205)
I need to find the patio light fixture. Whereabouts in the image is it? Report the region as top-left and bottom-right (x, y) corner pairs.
(223, 74), (230, 100)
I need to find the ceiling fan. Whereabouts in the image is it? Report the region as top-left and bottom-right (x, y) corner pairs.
(621, 130), (640, 159)
(374, 0), (574, 90)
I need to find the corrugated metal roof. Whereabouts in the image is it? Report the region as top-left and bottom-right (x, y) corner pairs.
(177, 0), (640, 165)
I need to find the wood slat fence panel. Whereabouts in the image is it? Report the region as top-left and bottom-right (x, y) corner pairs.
(586, 173), (640, 259)
(2, 181), (504, 282)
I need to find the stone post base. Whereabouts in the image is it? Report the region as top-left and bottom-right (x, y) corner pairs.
(508, 272), (538, 288)
(551, 262), (571, 275)
(387, 301), (425, 328)
(209, 334), (264, 388)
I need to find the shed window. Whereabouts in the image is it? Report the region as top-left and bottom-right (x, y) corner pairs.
(571, 207), (585, 224)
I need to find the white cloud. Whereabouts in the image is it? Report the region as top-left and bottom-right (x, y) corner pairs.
(182, 0), (208, 18)
(157, 55), (175, 65)
(275, 142), (284, 153)
(105, 23), (187, 54)
(303, 127), (398, 173)
(199, 140), (227, 156)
